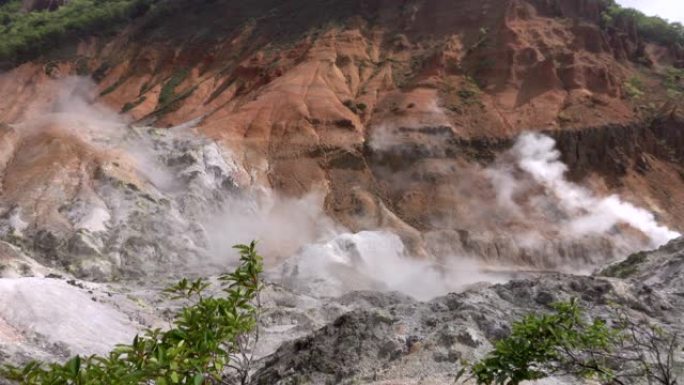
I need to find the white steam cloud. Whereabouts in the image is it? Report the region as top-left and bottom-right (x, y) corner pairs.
(6, 75), (683, 364)
(511, 133), (679, 248)
(273, 230), (505, 300)
(1, 76), (679, 304)
(204, 189), (340, 263)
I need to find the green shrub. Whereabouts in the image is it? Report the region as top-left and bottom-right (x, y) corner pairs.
(468, 300), (618, 385)
(100, 77), (128, 96)
(1, 242), (264, 385)
(623, 76), (644, 99)
(465, 299), (680, 385)
(457, 76), (483, 107)
(599, 251), (647, 278)
(341, 99), (367, 115)
(342, 99), (357, 112)
(663, 67), (684, 99)
(158, 69), (190, 107)
(121, 96), (146, 113)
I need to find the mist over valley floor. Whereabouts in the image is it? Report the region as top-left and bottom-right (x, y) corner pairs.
(2, 0), (684, 383)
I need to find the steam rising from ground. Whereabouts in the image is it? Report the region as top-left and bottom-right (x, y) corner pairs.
(276, 131), (679, 299)
(0, 77), (680, 303)
(14, 76), (128, 142)
(2, 75), (682, 367)
(274, 231), (506, 300)
(205, 190), (339, 261)
(488, 133), (680, 250)
(0, 77), (504, 300)
(512, 133), (679, 247)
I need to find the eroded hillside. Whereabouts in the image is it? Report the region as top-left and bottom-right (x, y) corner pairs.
(1, 0), (684, 383)
(0, 0), (683, 271)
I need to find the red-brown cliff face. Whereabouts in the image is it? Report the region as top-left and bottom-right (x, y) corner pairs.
(1, 0), (684, 271)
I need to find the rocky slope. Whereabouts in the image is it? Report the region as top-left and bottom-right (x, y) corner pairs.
(1, 0), (684, 272)
(0, 0), (684, 383)
(251, 238), (684, 384)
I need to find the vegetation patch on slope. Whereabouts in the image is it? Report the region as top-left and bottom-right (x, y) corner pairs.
(0, 0), (156, 64)
(599, 251), (648, 278)
(602, 0), (684, 46)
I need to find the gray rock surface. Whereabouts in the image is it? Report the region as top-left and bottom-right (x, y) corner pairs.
(250, 240), (684, 385)
(0, 124), (249, 280)
(0, 117), (681, 384)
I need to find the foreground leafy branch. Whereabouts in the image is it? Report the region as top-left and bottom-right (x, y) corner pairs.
(1, 241), (264, 385)
(466, 299), (680, 385)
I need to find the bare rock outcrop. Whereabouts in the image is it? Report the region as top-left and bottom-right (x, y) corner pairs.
(252, 239), (684, 384)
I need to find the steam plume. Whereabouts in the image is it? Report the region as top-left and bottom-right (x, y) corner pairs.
(512, 133), (679, 248)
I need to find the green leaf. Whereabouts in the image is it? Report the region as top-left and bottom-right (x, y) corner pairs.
(66, 356), (80, 377)
(193, 373), (204, 385)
